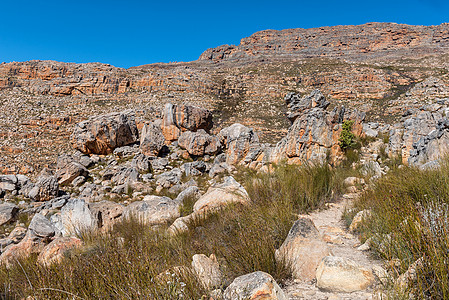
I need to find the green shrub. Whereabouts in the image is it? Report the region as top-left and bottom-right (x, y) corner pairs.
(339, 120), (356, 150)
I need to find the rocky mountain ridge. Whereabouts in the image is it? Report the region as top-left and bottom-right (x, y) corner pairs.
(199, 22), (449, 62)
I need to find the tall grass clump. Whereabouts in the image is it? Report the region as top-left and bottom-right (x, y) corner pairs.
(352, 158), (449, 299)
(0, 162), (344, 299)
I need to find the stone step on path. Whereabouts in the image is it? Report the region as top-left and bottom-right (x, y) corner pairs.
(283, 193), (385, 300)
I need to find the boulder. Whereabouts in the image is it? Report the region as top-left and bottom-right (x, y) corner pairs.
(192, 254), (222, 289)
(60, 199), (96, 236)
(181, 161), (208, 177)
(55, 155), (88, 186)
(275, 218), (331, 281)
(178, 130), (221, 156)
(140, 121), (166, 156)
(28, 213), (55, 238)
(89, 200), (124, 231)
(0, 175), (17, 191)
(161, 103), (213, 141)
(110, 167), (139, 186)
(71, 110), (139, 155)
(316, 256), (375, 292)
(193, 176), (250, 212)
(155, 169), (182, 189)
(151, 157), (169, 171)
(0, 232), (47, 266)
(124, 195), (181, 225)
(223, 271), (287, 300)
(131, 154), (153, 173)
(349, 210), (372, 232)
(0, 203), (19, 226)
(37, 237), (82, 266)
(219, 123), (259, 165)
(28, 175), (59, 201)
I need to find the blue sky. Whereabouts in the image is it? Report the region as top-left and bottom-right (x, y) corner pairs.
(0, 0), (448, 68)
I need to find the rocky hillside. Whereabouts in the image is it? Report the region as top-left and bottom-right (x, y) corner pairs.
(2, 22), (449, 298)
(1, 22), (449, 176)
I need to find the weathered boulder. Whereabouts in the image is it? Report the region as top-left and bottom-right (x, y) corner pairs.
(316, 256), (375, 292)
(0, 232), (47, 266)
(219, 123), (260, 165)
(124, 195), (180, 225)
(37, 237), (82, 266)
(89, 200), (124, 231)
(223, 271), (287, 300)
(192, 254), (222, 289)
(193, 176), (250, 212)
(60, 198), (96, 236)
(181, 161), (208, 176)
(140, 121), (166, 156)
(28, 213), (55, 238)
(0, 203), (19, 226)
(275, 218), (331, 281)
(161, 103), (213, 141)
(131, 154), (153, 173)
(0, 175), (18, 191)
(349, 210), (372, 232)
(155, 168), (182, 189)
(55, 155), (88, 186)
(110, 167), (139, 186)
(71, 110), (139, 155)
(178, 130), (221, 156)
(28, 175), (59, 201)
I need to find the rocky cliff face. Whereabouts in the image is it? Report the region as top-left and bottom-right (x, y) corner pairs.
(199, 23), (449, 62)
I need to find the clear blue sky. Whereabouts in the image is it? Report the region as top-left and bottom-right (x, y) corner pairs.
(0, 0), (448, 68)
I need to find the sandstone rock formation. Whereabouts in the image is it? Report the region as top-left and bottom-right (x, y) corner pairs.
(191, 254), (222, 289)
(275, 218), (331, 281)
(193, 176), (250, 212)
(199, 23), (449, 62)
(271, 90), (365, 164)
(316, 256), (375, 293)
(178, 130), (221, 157)
(219, 123), (260, 165)
(223, 271), (287, 300)
(71, 110), (139, 155)
(124, 195), (181, 225)
(161, 103), (213, 142)
(140, 121), (166, 156)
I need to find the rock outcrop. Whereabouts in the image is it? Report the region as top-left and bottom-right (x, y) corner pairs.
(219, 123), (261, 165)
(271, 90), (364, 164)
(161, 103), (213, 142)
(71, 110), (139, 155)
